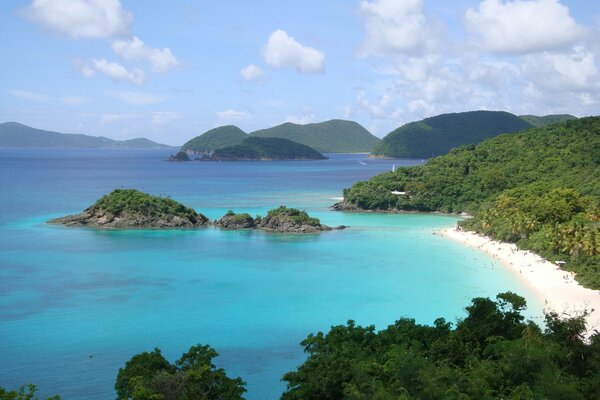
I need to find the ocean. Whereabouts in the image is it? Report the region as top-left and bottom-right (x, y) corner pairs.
(0, 150), (543, 399)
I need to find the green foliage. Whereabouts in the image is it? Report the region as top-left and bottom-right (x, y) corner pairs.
(251, 119), (379, 153)
(266, 206), (321, 226)
(0, 385), (60, 400)
(180, 126), (248, 154)
(344, 117), (600, 287)
(115, 345), (246, 400)
(93, 189), (200, 221)
(210, 137), (327, 161)
(0, 122), (170, 149)
(371, 110), (532, 158)
(519, 114), (577, 128)
(282, 293), (600, 400)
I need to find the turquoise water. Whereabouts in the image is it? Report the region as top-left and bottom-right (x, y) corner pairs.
(0, 150), (543, 399)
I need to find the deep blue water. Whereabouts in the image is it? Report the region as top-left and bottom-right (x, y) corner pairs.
(0, 150), (542, 399)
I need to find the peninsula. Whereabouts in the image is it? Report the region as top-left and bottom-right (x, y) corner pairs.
(200, 137), (327, 161)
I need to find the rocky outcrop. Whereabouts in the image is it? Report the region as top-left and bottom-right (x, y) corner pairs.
(48, 189), (210, 229)
(167, 151), (192, 162)
(257, 214), (332, 233)
(49, 207), (210, 229)
(214, 212), (256, 229)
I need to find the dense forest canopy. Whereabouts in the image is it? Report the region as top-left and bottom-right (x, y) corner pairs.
(370, 111), (532, 158)
(519, 114), (577, 127)
(343, 117), (600, 288)
(208, 137), (327, 160)
(180, 125), (248, 154)
(250, 119), (379, 153)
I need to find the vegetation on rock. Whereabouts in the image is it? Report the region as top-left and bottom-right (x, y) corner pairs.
(370, 110), (532, 158)
(167, 151), (191, 162)
(180, 126), (248, 154)
(341, 117), (600, 287)
(250, 119), (379, 153)
(206, 137), (327, 161)
(0, 385), (59, 400)
(49, 189), (209, 228)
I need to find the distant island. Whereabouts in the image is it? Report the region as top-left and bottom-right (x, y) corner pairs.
(370, 110), (532, 159)
(0, 122), (172, 149)
(180, 125), (248, 154)
(50, 190), (341, 233)
(250, 119), (379, 153)
(177, 119), (379, 155)
(169, 137), (327, 161)
(49, 189), (210, 229)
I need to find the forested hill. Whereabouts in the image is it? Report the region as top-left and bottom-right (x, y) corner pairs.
(180, 125), (248, 153)
(206, 137), (327, 161)
(341, 117), (600, 288)
(0, 122), (171, 149)
(250, 119), (379, 153)
(370, 110), (532, 158)
(519, 114), (577, 127)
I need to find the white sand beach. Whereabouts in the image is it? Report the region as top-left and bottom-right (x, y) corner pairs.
(439, 226), (600, 337)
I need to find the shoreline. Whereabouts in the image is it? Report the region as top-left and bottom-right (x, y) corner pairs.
(439, 225), (600, 337)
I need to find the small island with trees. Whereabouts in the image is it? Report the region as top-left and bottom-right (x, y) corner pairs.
(49, 190), (342, 233)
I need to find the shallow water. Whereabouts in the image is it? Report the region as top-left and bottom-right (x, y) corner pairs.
(0, 150), (542, 399)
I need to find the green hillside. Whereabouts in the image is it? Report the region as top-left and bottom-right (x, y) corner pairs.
(250, 119), (379, 153)
(341, 117), (600, 288)
(207, 137), (327, 161)
(180, 125), (248, 153)
(0, 122), (171, 149)
(520, 114), (577, 127)
(371, 110), (532, 158)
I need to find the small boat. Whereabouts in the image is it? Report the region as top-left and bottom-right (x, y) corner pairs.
(359, 161), (367, 165)
(392, 163), (396, 172)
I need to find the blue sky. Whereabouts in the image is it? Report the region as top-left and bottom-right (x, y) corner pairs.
(1, 0), (599, 145)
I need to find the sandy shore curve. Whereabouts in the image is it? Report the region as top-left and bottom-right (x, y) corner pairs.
(439, 226), (600, 337)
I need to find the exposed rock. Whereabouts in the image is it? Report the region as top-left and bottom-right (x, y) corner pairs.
(167, 151), (191, 162)
(48, 189), (209, 229)
(214, 212), (256, 229)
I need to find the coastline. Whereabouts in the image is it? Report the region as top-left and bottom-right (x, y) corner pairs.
(439, 225), (600, 337)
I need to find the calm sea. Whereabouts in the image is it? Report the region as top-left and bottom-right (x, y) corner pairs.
(0, 150), (542, 399)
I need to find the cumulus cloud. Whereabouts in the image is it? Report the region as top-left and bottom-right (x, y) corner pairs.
(106, 91), (166, 105)
(240, 64), (264, 80)
(25, 0), (132, 39)
(217, 109), (252, 122)
(111, 36), (179, 72)
(465, 0), (585, 54)
(358, 0), (441, 57)
(9, 89), (50, 102)
(78, 59), (145, 85)
(261, 30), (325, 73)
(521, 47), (600, 92)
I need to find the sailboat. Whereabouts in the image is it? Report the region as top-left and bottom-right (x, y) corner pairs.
(392, 163), (396, 173)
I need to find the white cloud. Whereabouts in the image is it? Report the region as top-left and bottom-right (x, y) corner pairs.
(25, 0), (132, 39)
(100, 113), (136, 124)
(106, 91), (166, 105)
(84, 59), (145, 85)
(465, 0), (585, 54)
(240, 64), (264, 80)
(358, 0), (441, 57)
(261, 29), (325, 73)
(9, 90), (50, 102)
(111, 36), (179, 73)
(217, 109), (252, 122)
(521, 47), (599, 92)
